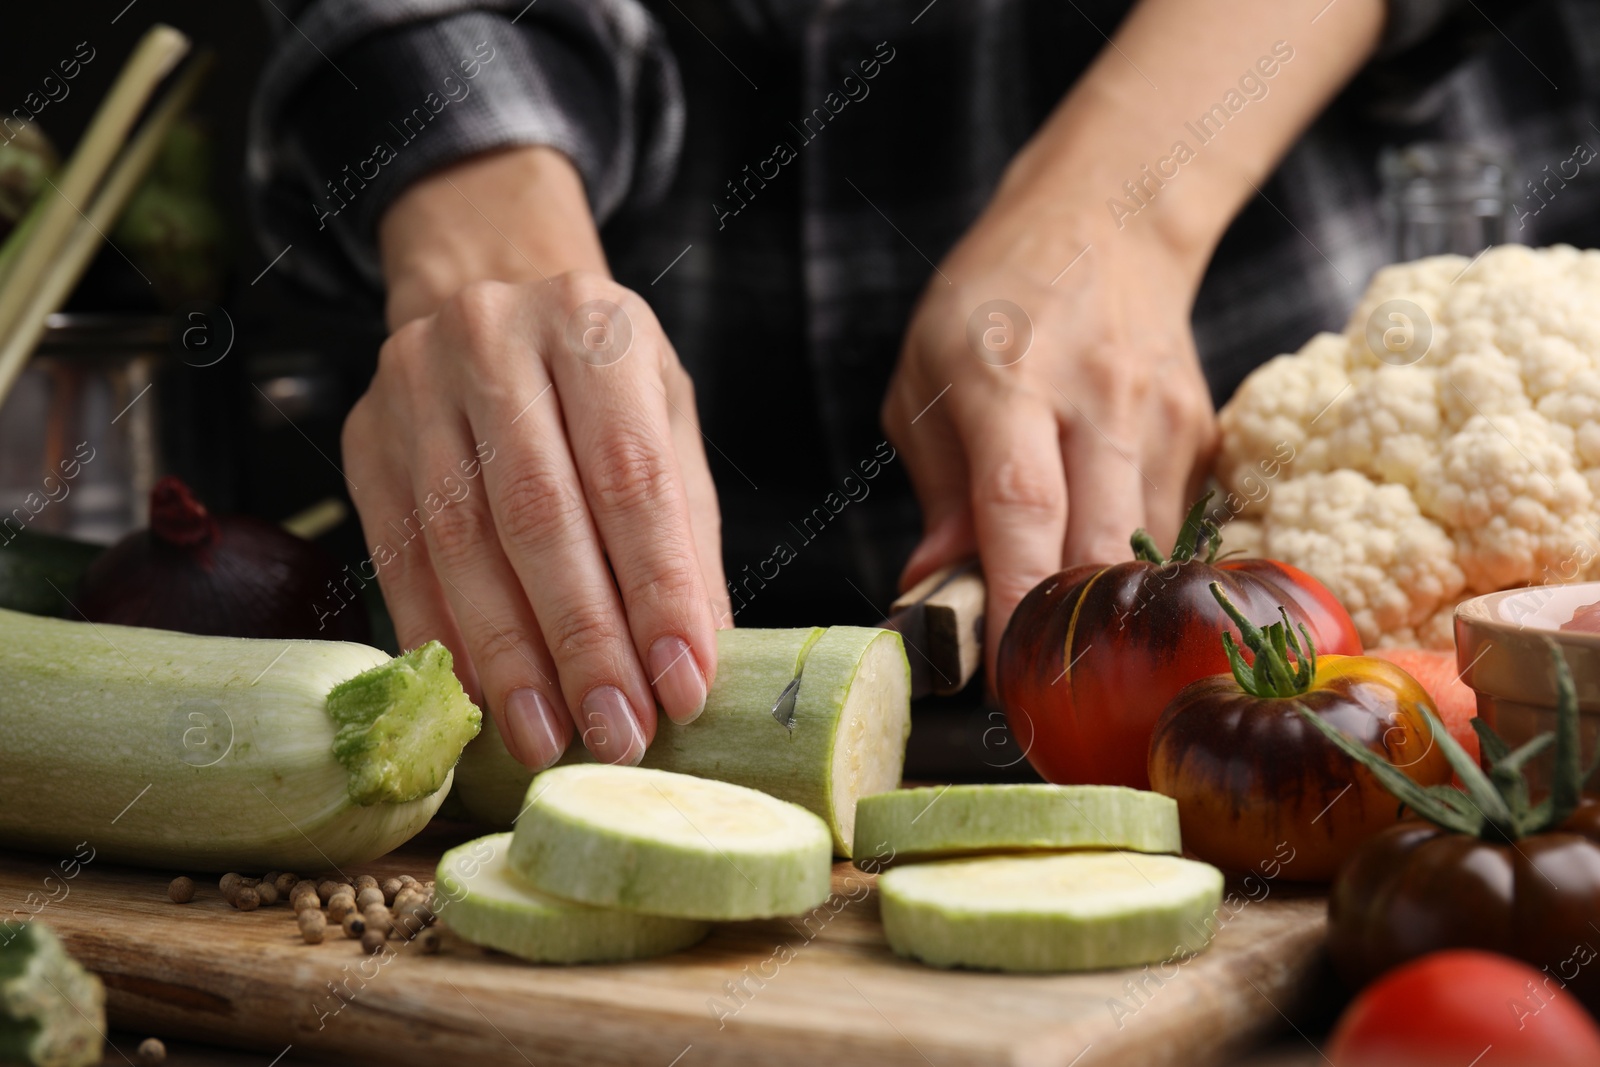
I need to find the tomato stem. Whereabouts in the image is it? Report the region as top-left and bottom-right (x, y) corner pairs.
(1131, 530), (1167, 565)
(1170, 493), (1218, 563)
(1208, 582), (1315, 699)
(1131, 493), (1221, 566)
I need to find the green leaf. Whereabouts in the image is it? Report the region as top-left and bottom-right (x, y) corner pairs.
(1546, 639), (1583, 831)
(1471, 718), (1512, 766)
(1416, 705), (1515, 828)
(1519, 797), (1554, 838)
(1495, 733), (1555, 778)
(1294, 705), (1483, 835)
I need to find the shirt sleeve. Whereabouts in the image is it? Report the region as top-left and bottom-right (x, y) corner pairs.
(247, 0), (683, 298)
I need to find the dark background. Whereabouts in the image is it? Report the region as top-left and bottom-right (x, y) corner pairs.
(3, 0), (382, 536)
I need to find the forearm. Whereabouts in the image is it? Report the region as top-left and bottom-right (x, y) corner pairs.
(993, 0), (1384, 282)
(377, 145), (609, 329)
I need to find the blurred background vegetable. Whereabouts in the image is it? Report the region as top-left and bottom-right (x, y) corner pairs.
(77, 474), (370, 642)
(0, 122), (57, 246)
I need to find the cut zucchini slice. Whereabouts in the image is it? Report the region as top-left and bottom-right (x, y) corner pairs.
(878, 852), (1224, 973)
(854, 784), (1181, 867)
(434, 834), (709, 964)
(509, 765), (832, 920)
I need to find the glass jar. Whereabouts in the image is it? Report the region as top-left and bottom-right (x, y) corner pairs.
(0, 314), (170, 544)
(1380, 142), (1512, 260)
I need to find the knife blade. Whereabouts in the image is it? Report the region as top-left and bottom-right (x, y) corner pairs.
(770, 675), (801, 729)
(880, 560), (986, 700)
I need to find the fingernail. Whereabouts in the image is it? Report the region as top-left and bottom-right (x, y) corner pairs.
(580, 685), (647, 766)
(648, 635), (707, 725)
(501, 688), (568, 770)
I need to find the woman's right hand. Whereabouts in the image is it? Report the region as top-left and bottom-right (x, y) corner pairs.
(346, 148), (729, 772)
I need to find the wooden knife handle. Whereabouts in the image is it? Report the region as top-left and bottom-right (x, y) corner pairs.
(890, 561), (986, 696)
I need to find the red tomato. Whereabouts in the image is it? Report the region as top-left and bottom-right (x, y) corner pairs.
(997, 554), (1361, 788)
(1328, 950), (1600, 1067)
(1369, 647), (1480, 762)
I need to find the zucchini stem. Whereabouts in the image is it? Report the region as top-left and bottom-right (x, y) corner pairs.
(327, 642), (481, 806)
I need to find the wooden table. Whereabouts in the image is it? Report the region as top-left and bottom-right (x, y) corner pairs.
(2, 824), (1335, 1067)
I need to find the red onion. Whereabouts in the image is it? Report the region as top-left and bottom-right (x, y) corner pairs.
(78, 476), (371, 643)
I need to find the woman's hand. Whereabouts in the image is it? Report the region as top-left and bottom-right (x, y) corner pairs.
(884, 0), (1385, 675)
(885, 197), (1217, 677)
(349, 147), (729, 771)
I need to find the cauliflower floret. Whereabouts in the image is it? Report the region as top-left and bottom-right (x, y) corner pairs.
(1438, 348), (1531, 427)
(1415, 411), (1595, 590)
(1215, 332), (1350, 514)
(1218, 245), (1600, 647)
(1320, 366), (1440, 489)
(1537, 369), (1600, 498)
(1258, 470), (1465, 649)
(1218, 517), (1264, 558)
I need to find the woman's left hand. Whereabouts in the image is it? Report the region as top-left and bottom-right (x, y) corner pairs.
(883, 187), (1217, 677)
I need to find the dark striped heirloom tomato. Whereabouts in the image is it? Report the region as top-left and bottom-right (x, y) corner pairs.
(1148, 588), (1451, 881)
(996, 500), (1361, 788)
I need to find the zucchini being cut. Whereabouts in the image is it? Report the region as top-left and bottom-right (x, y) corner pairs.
(0, 607), (480, 870)
(854, 784), (1181, 867)
(434, 834), (710, 964)
(453, 626), (911, 857)
(0, 921), (104, 1067)
(509, 765), (833, 920)
(878, 852), (1224, 973)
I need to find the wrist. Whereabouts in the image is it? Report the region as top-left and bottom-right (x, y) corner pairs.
(378, 145), (608, 329)
(991, 81), (1238, 288)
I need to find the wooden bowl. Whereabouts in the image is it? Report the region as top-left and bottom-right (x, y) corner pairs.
(1456, 583), (1600, 789)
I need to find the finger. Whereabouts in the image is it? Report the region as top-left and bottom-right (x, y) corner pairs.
(663, 361), (733, 630)
(1138, 442), (1195, 558)
(344, 411), (481, 704)
(448, 294), (651, 767)
(551, 291), (718, 727)
(955, 395), (1068, 677)
(403, 417), (575, 772)
(1133, 356), (1219, 552)
(1060, 415), (1147, 566)
(885, 375), (975, 591)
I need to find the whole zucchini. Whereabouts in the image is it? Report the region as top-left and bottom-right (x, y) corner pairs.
(0, 607), (480, 871)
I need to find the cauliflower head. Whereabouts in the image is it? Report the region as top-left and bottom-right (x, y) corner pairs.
(1217, 245), (1600, 648)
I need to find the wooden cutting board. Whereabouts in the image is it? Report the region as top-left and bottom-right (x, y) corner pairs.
(0, 825), (1331, 1067)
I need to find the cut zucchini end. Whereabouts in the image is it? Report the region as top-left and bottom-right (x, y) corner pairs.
(878, 852), (1224, 973)
(0, 921), (105, 1067)
(435, 834), (710, 964)
(826, 628), (911, 858)
(327, 641), (482, 806)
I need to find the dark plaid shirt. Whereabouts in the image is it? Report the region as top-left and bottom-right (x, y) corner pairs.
(249, 0), (1600, 625)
